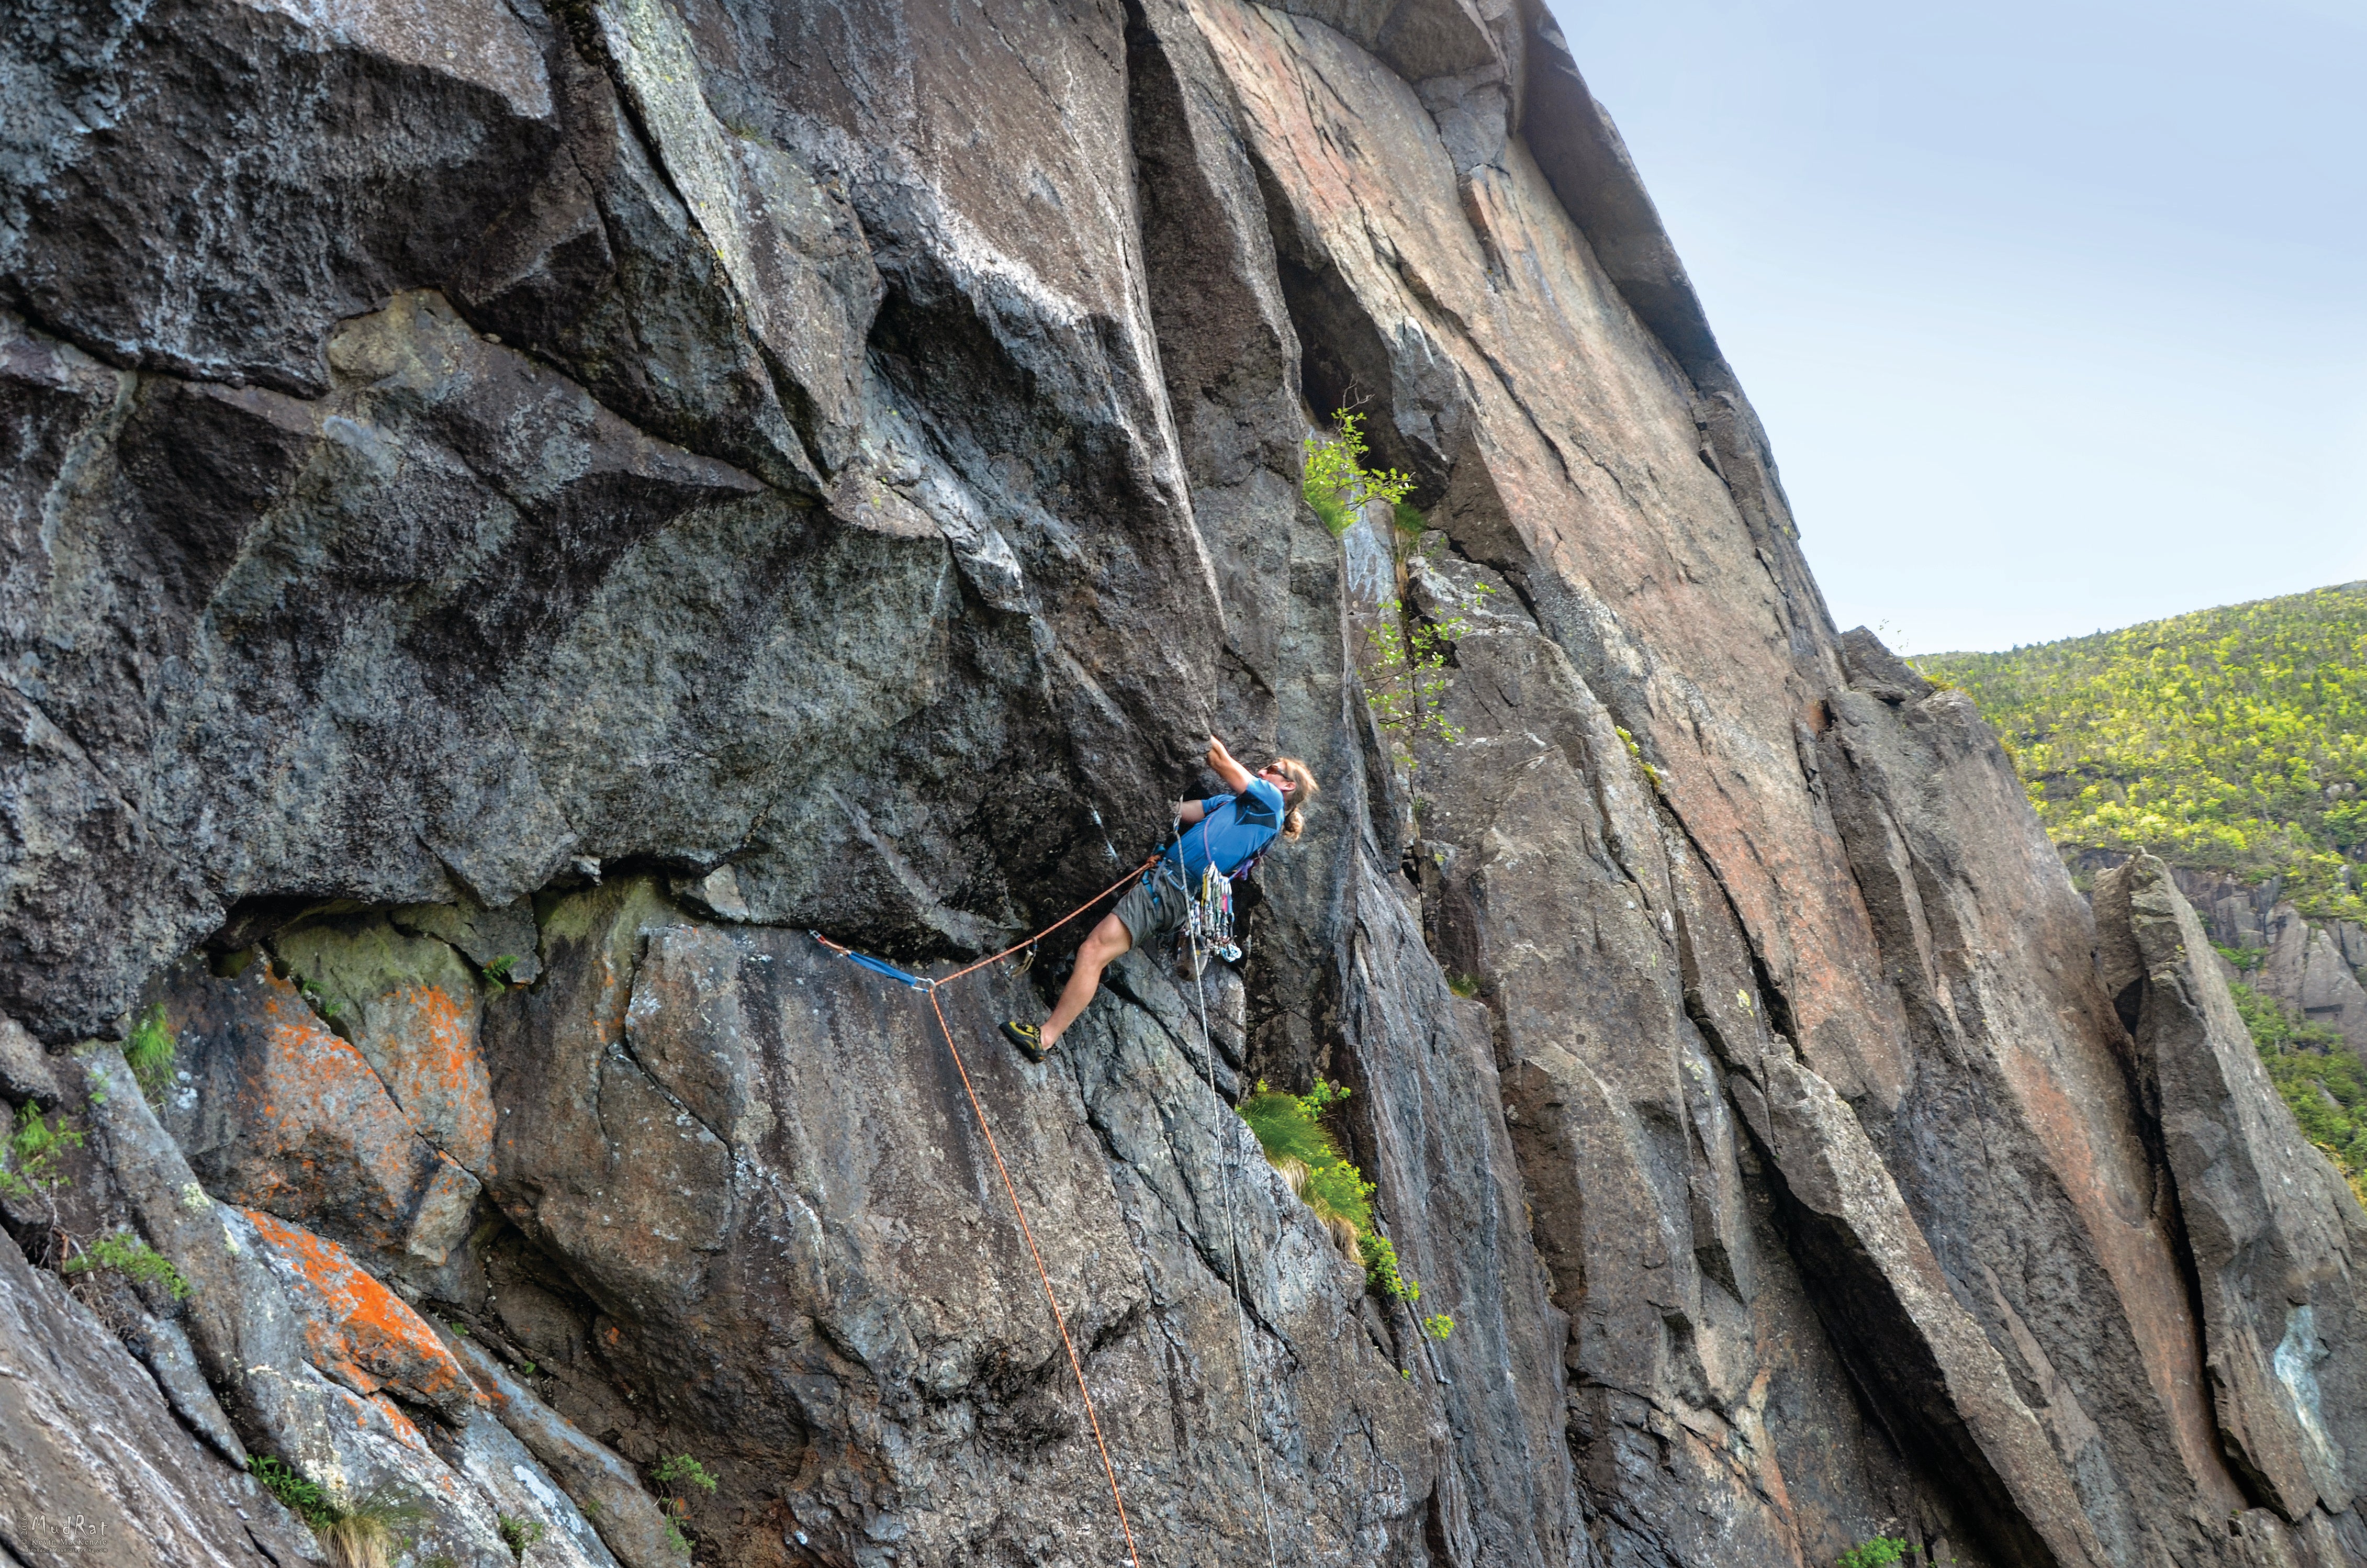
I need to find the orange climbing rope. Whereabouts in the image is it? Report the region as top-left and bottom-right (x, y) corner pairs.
(926, 985), (1143, 1568)
(812, 856), (1156, 1567)
(938, 857), (1157, 985)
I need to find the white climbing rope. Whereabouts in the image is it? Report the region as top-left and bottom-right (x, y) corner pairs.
(1185, 900), (1283, 1568)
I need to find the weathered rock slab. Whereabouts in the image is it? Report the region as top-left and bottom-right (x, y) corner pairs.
(2099, 854), (2367, 1532)
(0, 1209), (312, 1568)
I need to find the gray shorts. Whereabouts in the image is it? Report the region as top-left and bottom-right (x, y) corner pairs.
(1112, 872), (1188, 952)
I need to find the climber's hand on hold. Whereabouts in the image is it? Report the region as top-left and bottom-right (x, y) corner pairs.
(1204, 734), (1254, 794)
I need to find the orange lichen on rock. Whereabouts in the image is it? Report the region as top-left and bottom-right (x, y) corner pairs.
(369, 1392), (430, 1450)
(366, 984), (496, 1173)
(231, 974), (446, 1249)
(245, 1208), (480, 1418)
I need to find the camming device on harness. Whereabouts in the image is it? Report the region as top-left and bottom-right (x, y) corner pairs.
(1155, 814), (1252, 966)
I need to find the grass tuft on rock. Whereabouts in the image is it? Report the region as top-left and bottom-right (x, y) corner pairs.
(126, 1004), (176, 1099)
(1235, 1079), (1420, 1301)
(62, 1229), (191, 1300)
(1, 1104), (83, 1234)
(496, 1515), (544, 1560)
(1835, 1538), (1914, 1568)
(320, 1514), (396, 1568)
(248, 1461), (427, 1568)
(249, 1454), (338, 1530)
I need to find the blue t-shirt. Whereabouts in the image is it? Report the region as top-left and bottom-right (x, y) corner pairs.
(1165, 777), (1286, 882)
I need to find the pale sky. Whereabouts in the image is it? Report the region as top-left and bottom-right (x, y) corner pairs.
(1560, 0), (2367, 655)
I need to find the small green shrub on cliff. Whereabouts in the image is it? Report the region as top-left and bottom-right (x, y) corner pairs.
(2230, 981), (2367, 1203)
(1836, 1538), (1913, 1568)
(127, 1005), (176, 1098)
(1235, 1080), (1421, 1301)
(1362, 1233), (1418, 1303)
(654, 1454), (717, 1494)
(496, 1515), (544, 1560)
(2213, 943), (2266, 974)
(1367, 598), (1476, 758)
(63, 1229), (191, 1300)
(653, 1453), (717, 1554)
(1304, 409), (1414, 536)
(1, 1103), (83, 1209)
(250, 1455), (338, 1530)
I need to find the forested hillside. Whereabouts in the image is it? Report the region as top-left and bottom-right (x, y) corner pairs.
(1924, 582), (2367, 920)
(2230, 981), (2367, 1204)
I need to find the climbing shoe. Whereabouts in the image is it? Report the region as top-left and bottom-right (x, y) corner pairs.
(1000, 1020), (1051, 1063)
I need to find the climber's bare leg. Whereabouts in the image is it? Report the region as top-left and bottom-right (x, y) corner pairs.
(1038, 912), (1132, 1052)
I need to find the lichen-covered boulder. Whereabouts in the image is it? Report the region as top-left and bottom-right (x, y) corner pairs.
(271, 917), (499, 1176)
(155, 959), (479, 1268)
(244, 1209), (481, 1420)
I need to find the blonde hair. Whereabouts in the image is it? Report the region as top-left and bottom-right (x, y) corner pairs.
(1269, 757), (1319, 840)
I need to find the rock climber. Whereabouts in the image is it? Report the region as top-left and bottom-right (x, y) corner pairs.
(1001, 735), (1318, 1061)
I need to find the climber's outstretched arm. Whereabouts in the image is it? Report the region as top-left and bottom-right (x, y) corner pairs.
(1204, 734), (1254, 795)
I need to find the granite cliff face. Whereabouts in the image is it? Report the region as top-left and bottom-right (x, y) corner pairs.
(3, 2), (2363, 1567)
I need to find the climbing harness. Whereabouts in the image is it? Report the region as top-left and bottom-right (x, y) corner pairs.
(812, 857), (1152, 1568)
(1160, 812), (1246, 965)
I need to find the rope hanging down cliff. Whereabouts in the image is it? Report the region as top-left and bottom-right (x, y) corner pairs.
(1179, 868), (1284, 1568)
(812, 857), (1152, 1568)
(818, 853), (1297, 1563)
(814, 845), (1284, 1568)
(813, 738), (1318, 1564)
